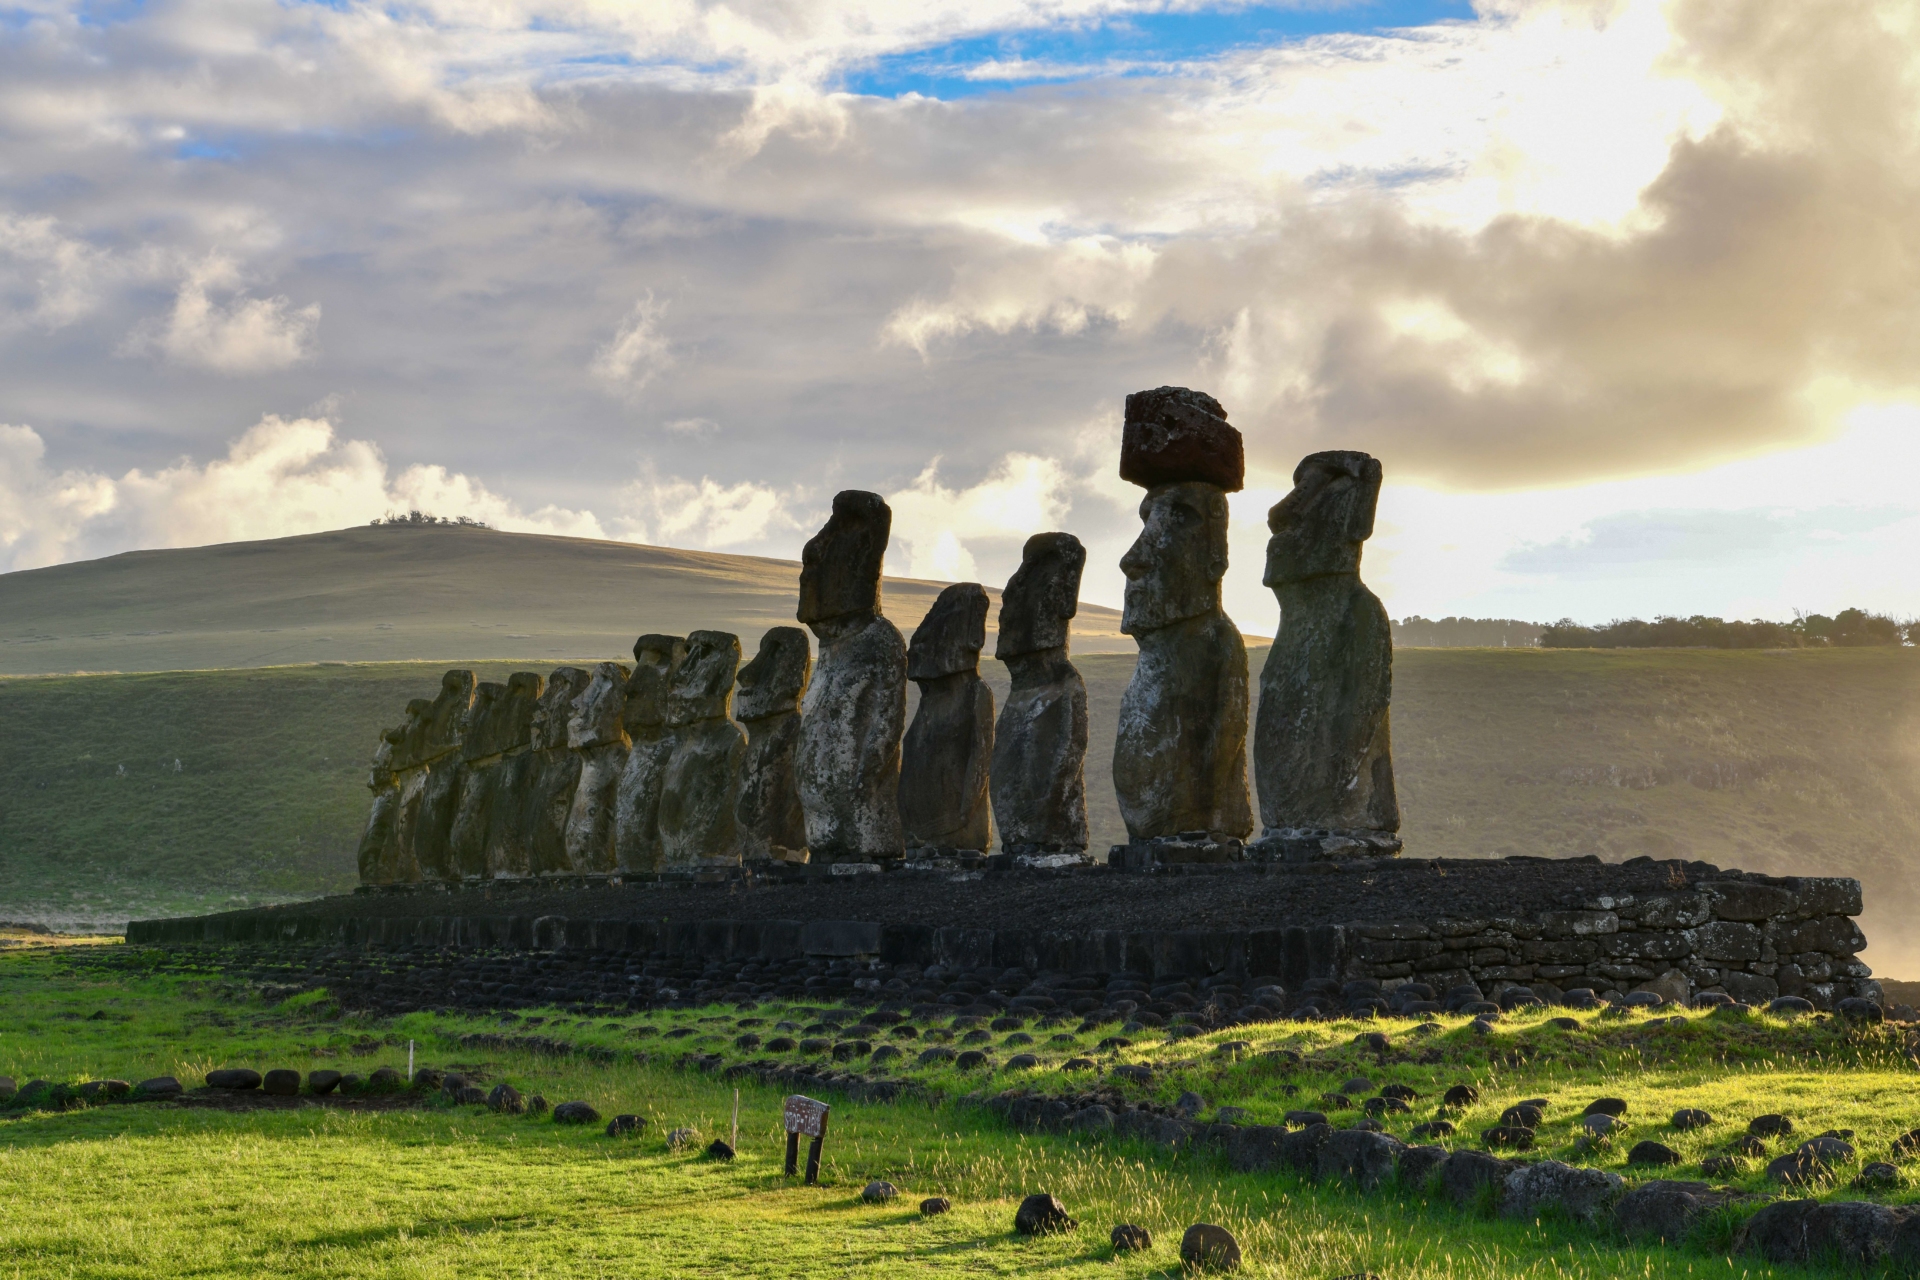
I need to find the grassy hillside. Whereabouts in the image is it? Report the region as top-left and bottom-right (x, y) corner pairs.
(0, 523), (1133, 676)
(3, 647), (1916, 975)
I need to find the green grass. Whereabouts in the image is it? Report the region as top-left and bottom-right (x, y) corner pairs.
(2, 941), (1917, 1277)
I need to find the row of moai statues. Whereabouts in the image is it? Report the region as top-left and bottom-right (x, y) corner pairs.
(356, 384), (1399, 883)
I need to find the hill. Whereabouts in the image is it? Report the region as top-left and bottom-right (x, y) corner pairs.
(0, 523), (1134, 676)
(2, 647), (1916, 977)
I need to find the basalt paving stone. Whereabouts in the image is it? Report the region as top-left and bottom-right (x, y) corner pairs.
(186, 856), (1685, 935)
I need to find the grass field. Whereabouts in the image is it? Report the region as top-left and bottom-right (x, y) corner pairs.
(3, 647), (1916, 976)
(5, 936), (1919, 1278)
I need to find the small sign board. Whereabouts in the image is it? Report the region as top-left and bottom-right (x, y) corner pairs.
(782, 1095), (831, 1184)
(784, 1095), (829, 1137)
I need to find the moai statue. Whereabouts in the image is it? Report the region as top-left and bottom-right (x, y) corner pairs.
(734, 627), (812, 863)
(990, 533), (1089, 857)
(410, 669), (476, 881)
(794, 490), (907, 863)
(1252, 450), (1400, 859)
(526, 666), (589, 875)
(482, 671), (544, 878)
(658, 630), (748, 870)
(614, 635), (686, 875)
(355, 719), (404, 885)
(563, 661), (630, 874)
(447, 681), (504, 879)
(1111, 388), (1253, 856)
(386, 698), (433, 884)
(898, 583), (993, 853)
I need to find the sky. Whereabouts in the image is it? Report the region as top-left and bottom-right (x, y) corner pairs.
(1, 0), (1917, 631)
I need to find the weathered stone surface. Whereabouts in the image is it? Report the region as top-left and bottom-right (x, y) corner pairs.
(1014, 1193), (1076, 1235)
(526, 667), (588, 875)
(1114, 473), (1251, 841)
(206, 1068), (261, 1090)
(478, 672), (542, 878)
(1315, 1128), (1404, 1191)
(614, 635), (685, 874)
(552, 1100), (600, 1124)
(1119, 387), (1243, 492)
(447, 681), (504, 878)
(901, 583), (993, 851)
(563, 661), (630, 873)
(735, 627), (812, 862)
(355, 717), (406, 884)
(992, 533), (1089, 853)
(1110, 1223), (1151, 1252)
(795, 491), (907, 863)
(1440, 1150), (1516, 1207)
(1253, 451), (1397, 846)
(658, 631), (747, 869)
(411, 670), (475, 881)
(1614, 1181), (1722, 1242)
(1502, 1161), (1625, 1224)
(1179, 1222), (1242, 1272)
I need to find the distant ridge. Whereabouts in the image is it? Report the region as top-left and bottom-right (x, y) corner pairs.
(0, 524), (1134, 677)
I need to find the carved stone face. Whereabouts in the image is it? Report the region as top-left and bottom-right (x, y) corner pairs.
(798, 490), (890, 626)
(423, 670), (475, 756)
(668, 630), (741, 726)
(461, 682), (503, 760)
(735, 626), (812, 721)
(497, 671), (542, 751)
(1264, 450), (1382, 587)
(996, 532), (1084, 660)
(908, 582), (987, 680)
(531, 666), (588, 751)
(1120, 481), (1228, 634)
(623, 634), (685, 733)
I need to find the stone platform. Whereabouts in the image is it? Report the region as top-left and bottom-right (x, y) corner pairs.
(127, 855), (1878, 1010)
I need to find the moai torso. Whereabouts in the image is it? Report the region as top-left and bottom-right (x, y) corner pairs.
(526, 666), (589, 875)
(411, 670), (475, 881)
(563, 661), (630, 873)
(356, 721), (404, 885)
(793, 491), (907, 863)
(386, 699), (433, 884)
(990, 532), (1089, 854)
(658, 630), (747, 870)
(614, 635), (685, 874)
(482, 672), (543, 878)
(1111, 389), (1252, 844)
(448, 681), (503, 879)
(734, 627), (812, 863)
(900, 582), (993, 852)
(1254, 451), (1399, 853)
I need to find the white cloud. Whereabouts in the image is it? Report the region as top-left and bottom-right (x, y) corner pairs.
(0, 414), (604, 571)
(886, 452), (1073, 580)
(590, 293), (673, 392)
(0, 212), (102, 332)
(124, 256), (321, 374)
(617, 471), (806, 550)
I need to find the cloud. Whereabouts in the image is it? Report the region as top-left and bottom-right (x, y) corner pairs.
(0, 213), (102, 332)
(617, 470), (807, 551)
(0, 415), (604, 572)
(590, 293), (674, 392)
(123, 257), (321, 374)
(886, 452), (1073, 580)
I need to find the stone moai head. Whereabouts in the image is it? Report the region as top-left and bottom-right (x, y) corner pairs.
(668, 630), (742, 726)
(1117, 388), (1241, 635)
(396, 698), (433, 767)
(1264, 450), (1383, 587)
(423, 670), (475, 757)
(996, 532), (1085, 660)
(569, 661), (630, 749)
(908, 582), (988, 680)
(497, 671), (542, 751)
(461, 682), (504, 760)
(735, 626), (812, 721)
(623, 634), (686, 735)
(532, 666), (589, 751)
(798, 490), (890, 626)
(1121, 481), (1231, 634)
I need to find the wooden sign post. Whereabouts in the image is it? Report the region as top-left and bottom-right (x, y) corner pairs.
(783, 1095), (830, 1184)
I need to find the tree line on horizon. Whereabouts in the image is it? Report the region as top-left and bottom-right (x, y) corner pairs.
(1393, 610), (1914, 649)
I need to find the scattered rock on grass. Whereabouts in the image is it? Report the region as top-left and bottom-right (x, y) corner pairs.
(1110, 1223), (1150, 1252)
(1767, 996), (1815, 1017)
(1584, 1098), (1627, 1118)
(1179, 1223), (1241, 1272)
(1700, 1155), (1745, 1178)
(1628, 1142), (1682, 1167)
(706, 1139), (735, 1161)
(1857, 1162), (1900, 1189)
(1482, 1125), (1534, 1151)
(1748, 1114), (1794, 1138)
(1766, 1150), (1831, 1186)
(134, 1076), (181, 1099)
(366, 1067), (403, 1093)
(258, 1070), (298, 1096)
(1613, 1180), (1722, 1242)
(486, 1083), (525, 1114)
(1670, 1108), (1712, 1131)
(307, 1070), (342, 1096)
(206, 1068), (261, 1091)
(1014, 1193), (1075, 1235)
(605, 1114), (645, 1138)
(861, 1181), (898, 1203)
(1442, 1084), (1479, 1108)
(1502, 1161), (1625, 1225)
(920, 1197), (950, 1216)
(552, 1101), (599, 1125)
(665, 1126), (698, 1149)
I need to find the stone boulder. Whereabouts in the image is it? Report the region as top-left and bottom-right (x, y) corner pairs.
(861, 1180), (898, 1203)
(262, 1069), (301, 1097)
(1119, 387), (1243, 492)
(1613, 1180), (1724, 1243)
(1501, 1161), (1625, 1225)
(1110, 1223), (1151, 1252)
(1179, 1223), (1242, 1273)
(1440, 1150), (1517, 1208)
(552, 1100), (600, 1124)
(1013, 1193), (1076, 1235)
(1315, 1129), (1404, 1191)
(206, 1068), (261, 1091)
